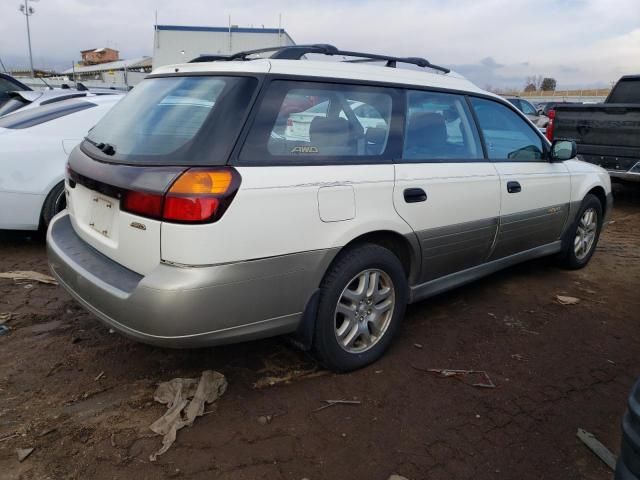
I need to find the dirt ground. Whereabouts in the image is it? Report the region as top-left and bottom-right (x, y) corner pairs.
(1, 184), (639, 480)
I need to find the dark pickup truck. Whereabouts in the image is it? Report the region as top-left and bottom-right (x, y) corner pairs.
(549, 75), (640, 182)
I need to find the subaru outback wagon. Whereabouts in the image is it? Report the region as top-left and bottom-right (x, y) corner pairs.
(47, 45), (612, 372)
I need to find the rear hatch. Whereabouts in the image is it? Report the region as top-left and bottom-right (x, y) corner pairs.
(65, 73), (259, 275)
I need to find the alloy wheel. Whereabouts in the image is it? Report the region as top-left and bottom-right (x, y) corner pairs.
(574, 207), (597, 260)
(333, 268), (395, 354)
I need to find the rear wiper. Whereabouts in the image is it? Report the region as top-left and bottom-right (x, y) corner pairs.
(95, 142), (116, 156)
(84, 137), (116, 156)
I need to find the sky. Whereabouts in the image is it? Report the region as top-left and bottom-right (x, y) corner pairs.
(0, 0), (638, 89)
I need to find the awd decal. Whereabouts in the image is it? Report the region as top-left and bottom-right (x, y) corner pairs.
(291, 146), (319, 154)
(547, 206), (561, 214)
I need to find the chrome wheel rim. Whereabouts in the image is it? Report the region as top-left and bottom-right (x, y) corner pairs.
(334, 269), (395, 354)
(574, 207), (597, 260)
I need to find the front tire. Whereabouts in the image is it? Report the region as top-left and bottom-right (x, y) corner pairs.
(559, 193), (603, 269)
(313, 244), (408, 372)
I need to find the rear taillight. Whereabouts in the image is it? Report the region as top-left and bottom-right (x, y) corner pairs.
(546, 109), (555, 141)
(121, 167), (241, 224)
(122, 191), (163, 219)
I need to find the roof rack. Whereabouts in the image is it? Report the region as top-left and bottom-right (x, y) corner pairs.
(189, 44), (450, 74)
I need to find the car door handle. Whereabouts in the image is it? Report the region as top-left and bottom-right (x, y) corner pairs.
(507, 181), (522, 193)
(404, 188), (427, 203)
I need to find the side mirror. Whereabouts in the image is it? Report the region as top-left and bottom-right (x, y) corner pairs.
(550, 139), (577, 161)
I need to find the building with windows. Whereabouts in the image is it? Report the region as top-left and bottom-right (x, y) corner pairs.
(60, 57), (152, 88)
(152, 25), (295, 69)
(80, 47), (120, 66)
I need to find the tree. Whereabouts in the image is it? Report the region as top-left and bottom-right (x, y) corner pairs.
(541, 77), (557, 91)
(524, 83), (537, 92)
(525, 75), (543, 91)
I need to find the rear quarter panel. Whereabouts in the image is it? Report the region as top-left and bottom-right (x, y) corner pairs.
(161, 165), (412, 265)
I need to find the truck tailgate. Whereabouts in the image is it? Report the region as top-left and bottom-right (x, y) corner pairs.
(554, 104), (640, 172)
(554, 104), (640, 148)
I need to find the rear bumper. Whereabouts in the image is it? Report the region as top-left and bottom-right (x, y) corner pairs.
(47, 213), (335, 347)
(616, 379), (640, 480)
(579, 153), (640, 183)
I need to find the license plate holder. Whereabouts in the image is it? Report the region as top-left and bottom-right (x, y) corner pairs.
(89, 196), (115, 238)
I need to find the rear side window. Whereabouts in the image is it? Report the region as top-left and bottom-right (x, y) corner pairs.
(84, 76), (258, 165)
(0, 99), (96, 129)
(470, 97), (544, 161)
(403, 90), (483, 161)
(607, 78), (640, 103)
(239, 80), (397, 163)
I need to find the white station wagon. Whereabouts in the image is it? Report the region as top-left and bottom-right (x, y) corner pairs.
(47, 45), (612, 372)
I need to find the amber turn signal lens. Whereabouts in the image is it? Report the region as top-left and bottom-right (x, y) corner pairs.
(169, 169), (233, 195)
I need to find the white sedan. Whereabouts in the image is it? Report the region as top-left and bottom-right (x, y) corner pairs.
(0, 94), (122, 230)
(285, 100), (388, 142)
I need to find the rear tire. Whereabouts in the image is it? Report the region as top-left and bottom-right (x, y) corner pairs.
(558, 193), (603, 270)
(313, 244), (408, 372)
(41, 182), (66, 229)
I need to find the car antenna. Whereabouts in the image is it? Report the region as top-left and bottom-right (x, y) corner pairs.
(38, 76), (53, 90)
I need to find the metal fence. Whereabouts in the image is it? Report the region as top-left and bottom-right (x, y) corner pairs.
(507, 89), (611, 103)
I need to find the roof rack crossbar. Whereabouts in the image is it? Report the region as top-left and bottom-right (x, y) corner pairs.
(190, 44), (450, 73)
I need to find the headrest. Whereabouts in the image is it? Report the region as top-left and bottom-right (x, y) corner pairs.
(309, 116), (350, 144)
(406, 112), (447, 147)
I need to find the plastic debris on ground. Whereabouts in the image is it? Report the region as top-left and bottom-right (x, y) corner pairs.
(149, 370), (227, 461)
(577, 428), (616, 470)
(0, 271), (58, 285)
(17, 447), (34, 462)
(556, 295), (580, 305)
(413, 366), (496, 388)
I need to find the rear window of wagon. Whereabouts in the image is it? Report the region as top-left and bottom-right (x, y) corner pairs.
(83, 76), (258, 165)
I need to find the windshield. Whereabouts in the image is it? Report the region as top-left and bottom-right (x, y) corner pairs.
(0, 97), (29, 117)
(84, 75), (258, 165)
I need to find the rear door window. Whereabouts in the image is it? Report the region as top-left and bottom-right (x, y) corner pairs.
(84, 76), (258, 165)
(607, 78), (640, 103)
(470, 97), (544, 161)
(403, 90), (483, 161)
(239, 80), (398, 163)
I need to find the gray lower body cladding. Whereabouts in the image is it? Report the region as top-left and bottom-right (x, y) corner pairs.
(413, 203), (571, 283)
(47, 213), (337, 347)
(490, 204), (569, 259)
(416, 217), (498, 281)
(408, 202), (577, 302)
